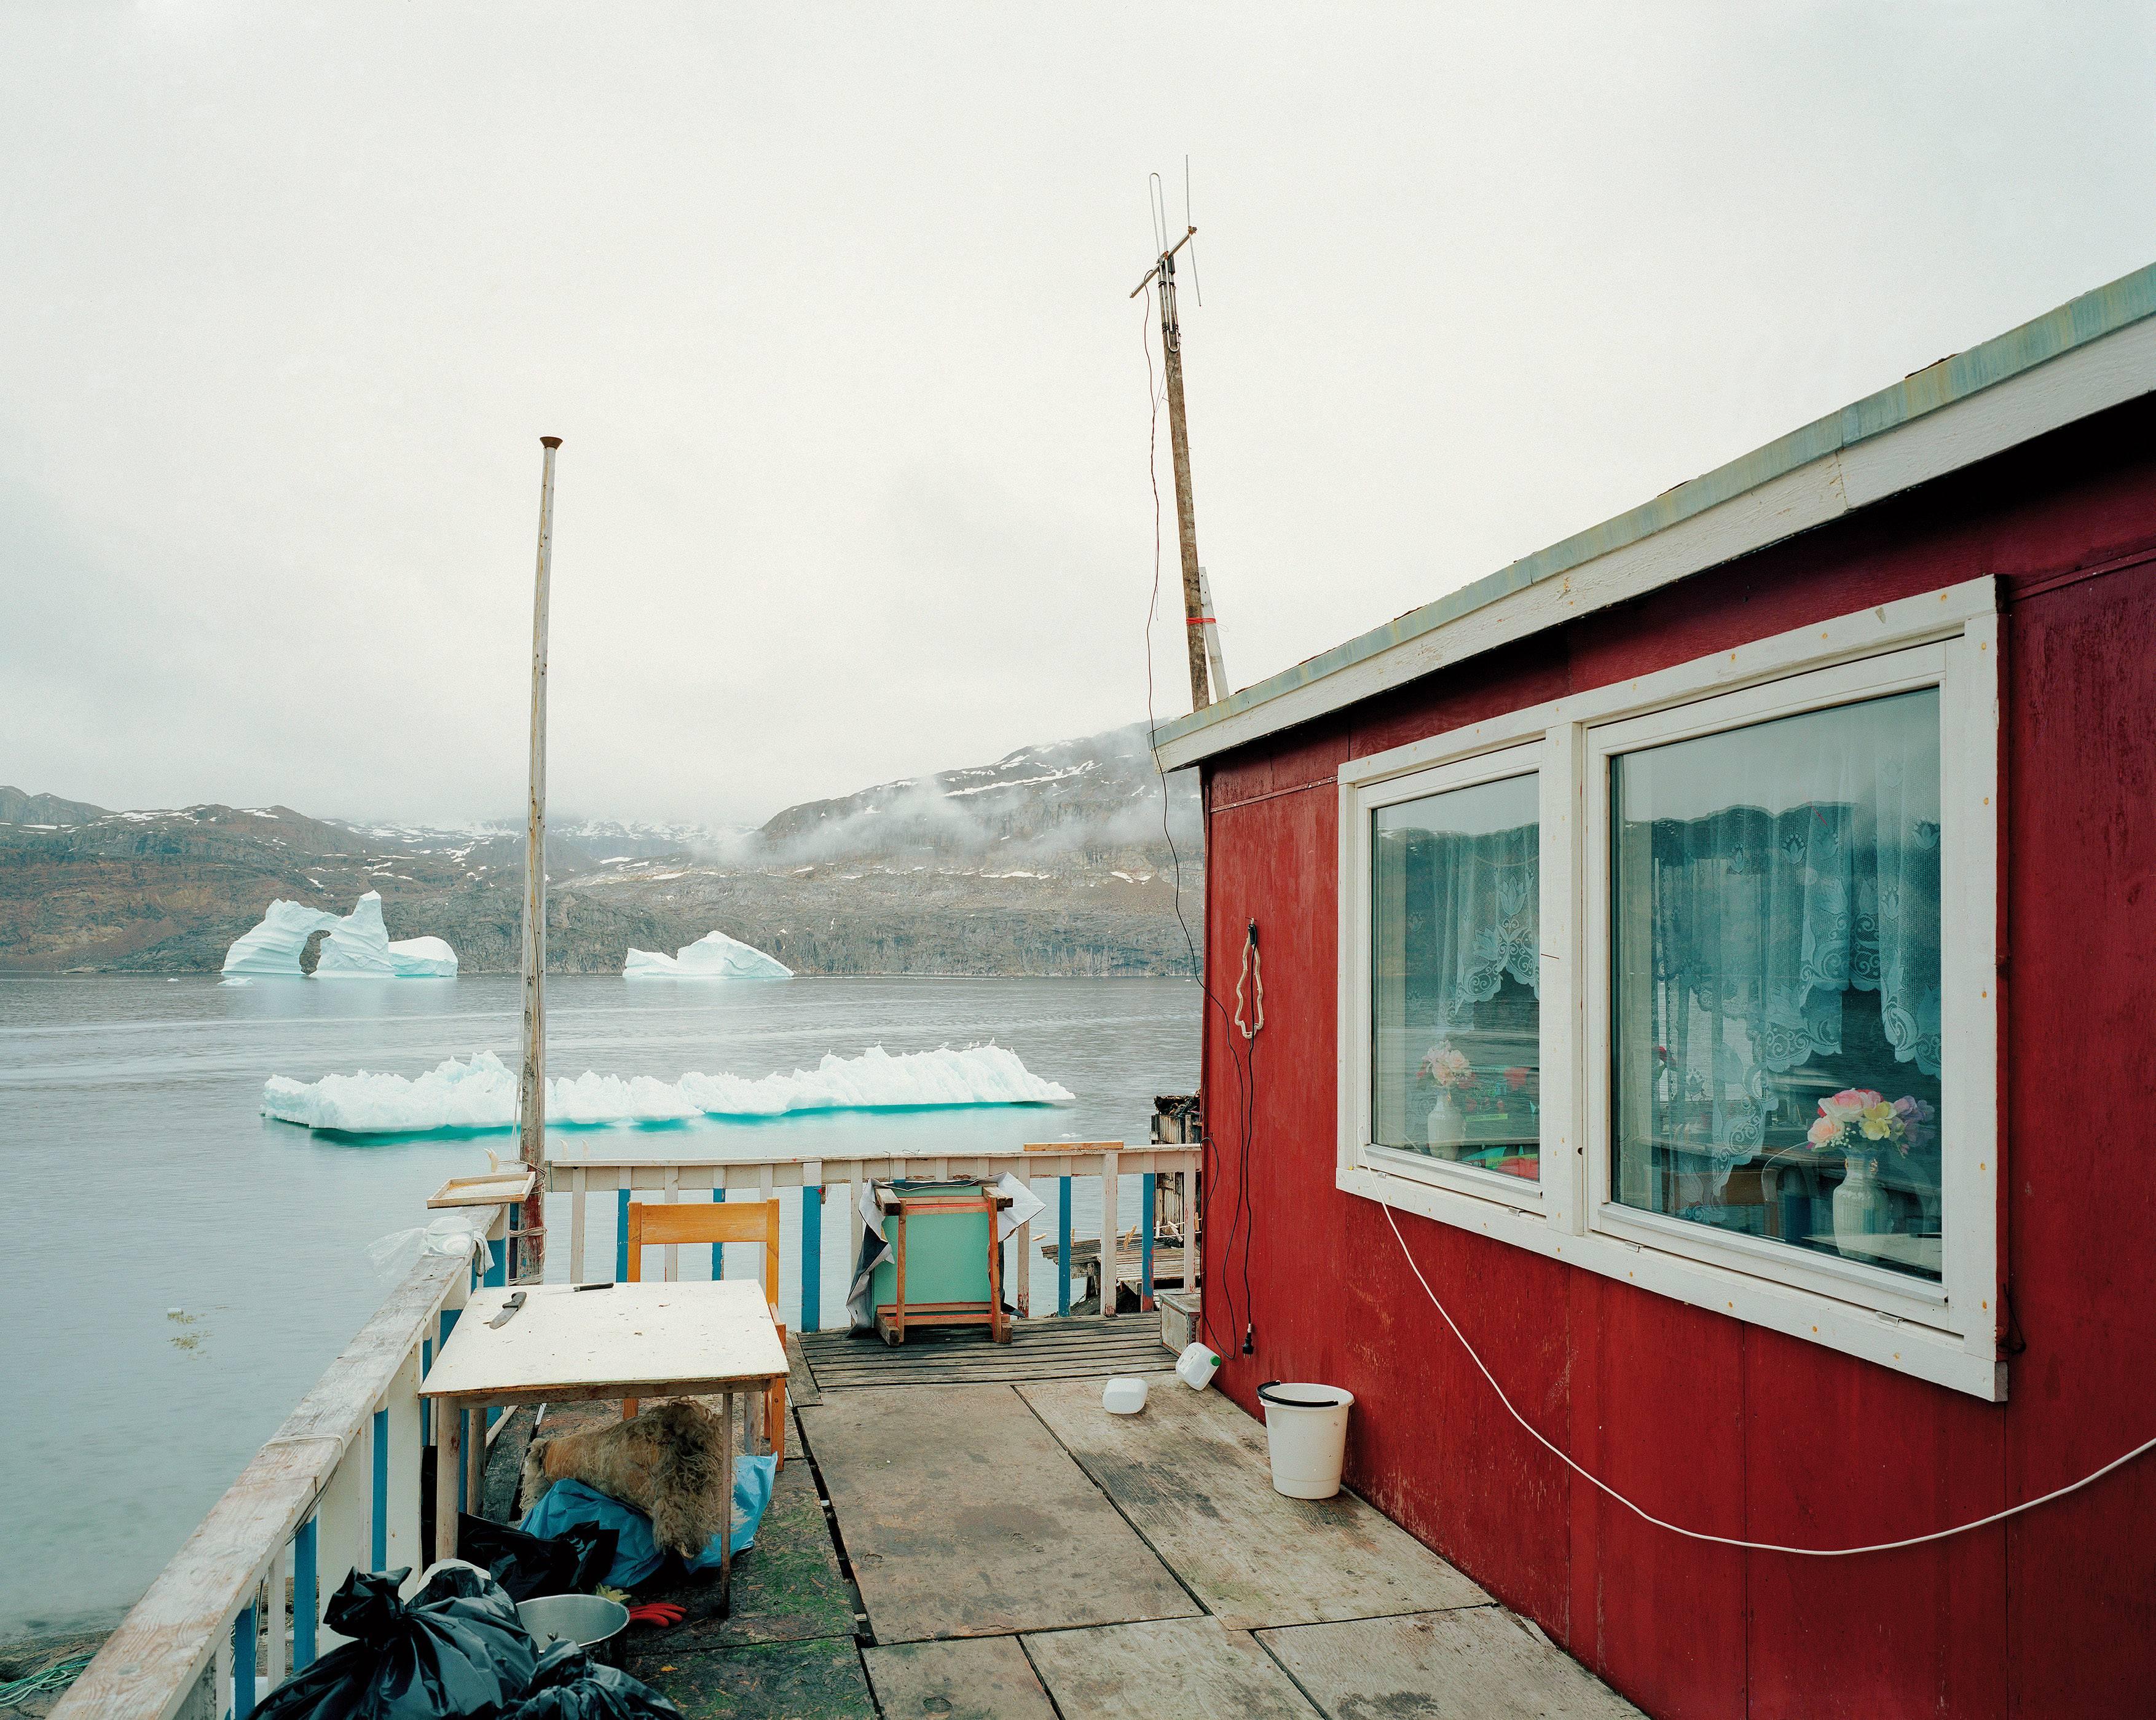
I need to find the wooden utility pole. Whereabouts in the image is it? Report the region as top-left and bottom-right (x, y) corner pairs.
(1197, 566), (1228, 696)
(1132, 226), (1212, 712)
(516, 435), (561, 1282)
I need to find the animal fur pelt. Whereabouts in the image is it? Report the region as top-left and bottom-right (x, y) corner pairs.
(519, 1399), (731, 1558)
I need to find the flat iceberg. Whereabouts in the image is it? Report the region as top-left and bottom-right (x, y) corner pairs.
(624, 929), (791, 979)
(386, 935), (458, 979)
(223, 890), (457, 978)
(261, 1043), (1073, 1134)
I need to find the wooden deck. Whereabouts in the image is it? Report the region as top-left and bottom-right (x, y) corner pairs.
(605, 1319), (1642, 1719)
(796, 1314), (1168, 1392)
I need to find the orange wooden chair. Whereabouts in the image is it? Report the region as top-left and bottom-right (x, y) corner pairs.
(623, 1199), (787, 1470)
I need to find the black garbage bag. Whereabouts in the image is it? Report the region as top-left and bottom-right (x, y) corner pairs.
(498, 1644), (682, 1719)
(456, 1515), (619, 1602)
(254, 1564), (540, 1719)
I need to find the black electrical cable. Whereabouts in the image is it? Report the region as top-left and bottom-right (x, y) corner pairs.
(1138, 280), (1256, 1360)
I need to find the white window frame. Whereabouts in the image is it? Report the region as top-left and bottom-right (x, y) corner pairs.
(1337, 576), (2004, 1400)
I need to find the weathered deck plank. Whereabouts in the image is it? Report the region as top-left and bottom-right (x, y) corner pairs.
(785, 1328), (822, 1407)
(862, 1637), (1059, 1719)
(798, 1319), (1165, 1391)
(1257, 1608), (1648, 1718)
(795, 1383), (1196, 1643)
(1019, 1375), (1487, 1631)
(1022, 1617), (1320, 1718)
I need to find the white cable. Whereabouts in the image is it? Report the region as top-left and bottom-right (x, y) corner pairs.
(1379, 1193), (2156, 1556)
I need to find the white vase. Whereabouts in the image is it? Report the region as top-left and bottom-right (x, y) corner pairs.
(1833, 1153), (1892, 1256)
(1426, 1094), (1465, 1160)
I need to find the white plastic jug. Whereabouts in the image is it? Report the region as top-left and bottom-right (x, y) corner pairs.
(1257, 1381), (1354, 1499)
(1102, 1376), (1149, 1415)
(1176, 1342), (1221, 1390)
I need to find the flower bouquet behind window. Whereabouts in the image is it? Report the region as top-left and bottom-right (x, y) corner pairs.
(1807, 1089), (1935, 1255)
(1804, 1089), (1935, 1166)
(1417, 1041), (1471, 1158)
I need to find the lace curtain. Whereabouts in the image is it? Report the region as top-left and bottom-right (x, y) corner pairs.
(1404, 825), (1540, 1033)
(1618, 689), (1942, 1175)
(1371, 794), (1540, 1148)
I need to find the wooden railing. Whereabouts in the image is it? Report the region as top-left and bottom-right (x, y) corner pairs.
(52, 1206), (511, 1720)
(547, 1143), (1202, 1325)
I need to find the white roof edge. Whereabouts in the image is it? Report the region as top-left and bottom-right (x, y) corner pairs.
(1153, 261), (2156, 771)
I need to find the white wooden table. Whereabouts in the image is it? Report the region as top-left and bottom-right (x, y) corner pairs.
(420, 1280), (789, 1608)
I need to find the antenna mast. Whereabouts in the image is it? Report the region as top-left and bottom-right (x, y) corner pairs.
(1133, 224), (1213, 712)
(516, 435), (561, 1283)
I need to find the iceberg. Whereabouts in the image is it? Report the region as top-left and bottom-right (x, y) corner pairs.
(385, 935), (458, 979)
(316, 891), (458, 979)
(624, 929), (791, 979)
(222, 890), (457, 978)
(222, 899), (342, 976)
(261, 1043), (1074, 1134)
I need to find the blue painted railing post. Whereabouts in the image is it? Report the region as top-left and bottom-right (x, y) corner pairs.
(1141, 1172), (1157, 1311)
(1056, 1177), (1072, 1316)
(710, 1186), (725, 1280)
(801, 1182), (822, 1333)
(232, 1601), (256, 1718)
(457, 1411), (469, 1513)
(293, 1518), (318, 1670)
(616, 1188), (631, 1283)
(371, 1408), (388, 1569)
(420, 1339), (432, 1445)
(484, 1235), (506, 1289)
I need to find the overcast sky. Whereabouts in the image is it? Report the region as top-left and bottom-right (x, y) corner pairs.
(4, 4), (2152, 827)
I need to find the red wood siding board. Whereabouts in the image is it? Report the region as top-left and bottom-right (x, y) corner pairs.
(1568, 1274), (1749, 1720)
(1351, 1203), (1575, 1629)
(1740, 1321), (2007, 1720)
(2000, 567), (2156, 1719)
(1353, 632), (1573, 765)
(1192, 397), (2156, 1718)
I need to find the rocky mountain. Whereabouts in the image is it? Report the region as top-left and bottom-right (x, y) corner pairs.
(0, 726), (1204, 976)
(0, 786), (106, 826)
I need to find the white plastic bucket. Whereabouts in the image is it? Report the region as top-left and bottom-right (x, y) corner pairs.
(1257, 1380), (1354, 1499)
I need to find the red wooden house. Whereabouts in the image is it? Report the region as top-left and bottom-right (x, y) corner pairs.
(1152, 263), (2156, 1718)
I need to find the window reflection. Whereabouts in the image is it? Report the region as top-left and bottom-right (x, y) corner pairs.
(1609, 690), (1943, 1282)
(1372, 773), (1540, 1182)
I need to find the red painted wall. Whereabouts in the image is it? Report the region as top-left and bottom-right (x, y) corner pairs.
(1196, 396), (2156, 1718)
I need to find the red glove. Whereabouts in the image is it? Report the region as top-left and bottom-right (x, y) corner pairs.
(627, 1602), (686, 1628)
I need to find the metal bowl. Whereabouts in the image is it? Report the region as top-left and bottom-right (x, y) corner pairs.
(516, 1593), (632, 1668)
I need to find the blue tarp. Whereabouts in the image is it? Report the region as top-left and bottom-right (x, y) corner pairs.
(519, 1456), (776, 1591)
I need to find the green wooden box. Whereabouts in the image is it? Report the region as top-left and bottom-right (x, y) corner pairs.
(870, 1184), (995, 1308)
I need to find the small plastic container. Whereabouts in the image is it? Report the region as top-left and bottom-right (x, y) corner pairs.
(1101, 1376), (1149, 1415)
(1176, 1342), (1221, 1390)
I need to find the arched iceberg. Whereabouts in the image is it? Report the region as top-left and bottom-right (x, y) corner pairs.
(624, 929), (790, 979)
(222, 890), (458, 978)
(261, 1043), (1072, 1134)
(222, 899), (342, 977)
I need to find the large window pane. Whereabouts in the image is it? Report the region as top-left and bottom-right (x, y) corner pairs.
(1610, 688), (1943, 1282)
(1372, 773), (1540, 1179)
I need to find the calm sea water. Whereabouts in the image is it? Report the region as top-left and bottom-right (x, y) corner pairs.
(0, 974), (1197, 1638)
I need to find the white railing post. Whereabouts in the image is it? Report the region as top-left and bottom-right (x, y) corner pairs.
(1099, 1149), (1121, 1319)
